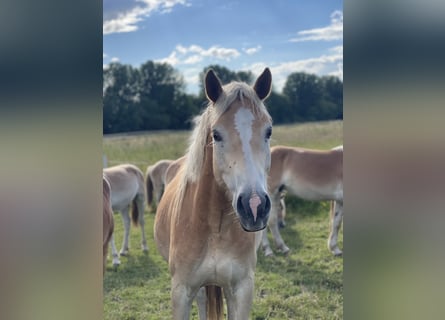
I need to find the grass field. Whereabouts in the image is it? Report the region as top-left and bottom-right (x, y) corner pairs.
(103, 120), (343, 319)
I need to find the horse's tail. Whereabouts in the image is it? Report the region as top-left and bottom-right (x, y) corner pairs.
(206, 285), (224, 320)
(131, 197), (139, 227)
(146, 169), (154, 207)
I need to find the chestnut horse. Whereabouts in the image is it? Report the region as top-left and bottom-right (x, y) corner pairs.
(154, 68), (273, 319)
(103, 175), (114, 273)
(262, 145), (343, 256)
(103, 164), (147, 266)
(145, 159), (174, 211)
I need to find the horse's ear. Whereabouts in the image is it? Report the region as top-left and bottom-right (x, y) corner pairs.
(253, 68), (272, 100)
(205, 69), (223, 103)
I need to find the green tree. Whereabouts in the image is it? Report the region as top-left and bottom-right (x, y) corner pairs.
(103, 62), (140, 133)
(320, 75), (343, 119)
(197, 65), (254, 99)
(136, 61), (190, 130)
(283, 72), (323, 121)
(267, 90), (293, 124)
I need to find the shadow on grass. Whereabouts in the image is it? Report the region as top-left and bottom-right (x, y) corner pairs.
(257, 196), (342, 292)
(103, 251), (166, 292)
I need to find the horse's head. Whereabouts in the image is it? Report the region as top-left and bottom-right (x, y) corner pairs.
(205, 68), (272, 232)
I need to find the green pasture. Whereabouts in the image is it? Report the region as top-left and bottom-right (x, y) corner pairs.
(103, 120), (343, 319)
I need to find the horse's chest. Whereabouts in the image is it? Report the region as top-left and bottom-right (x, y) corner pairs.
(197, 246), (248, 285)
(183, 235), (253, 287)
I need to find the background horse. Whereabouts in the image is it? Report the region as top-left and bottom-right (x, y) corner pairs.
(103, 164), (147, 266)
(262, 145), (343, 256)
(145, 159), (174, 211)
(154, 68), (273, 319)
(164, 156), (185, 186)
(103, 176), (114, 273)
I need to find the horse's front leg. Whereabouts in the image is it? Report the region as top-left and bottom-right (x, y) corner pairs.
(224, 275), (254, 320)
(195, 287), (207, 320)
(171, 278), (195, 320)
(268, 195), (290, 254)
(261, 228), (274, 256)
(328, 200), (343, 256)
(109, 234), (121, 267)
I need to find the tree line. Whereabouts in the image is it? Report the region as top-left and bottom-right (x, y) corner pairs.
(103, 62), (342, 134)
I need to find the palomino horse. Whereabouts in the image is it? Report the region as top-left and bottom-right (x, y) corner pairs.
(103, 175), (114, 273)
(154, 68), (273, 319)
(103, 164), (147, 266)
(262, 145), (343, 256)
(146, 159), (174, 211)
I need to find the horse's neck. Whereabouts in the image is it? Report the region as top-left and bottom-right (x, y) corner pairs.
(193, 144), (233, 233)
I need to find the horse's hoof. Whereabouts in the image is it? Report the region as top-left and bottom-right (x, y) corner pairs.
(278, 246), (290, 255)
(333, 250), (343, 257)
(263, 247), (274, 257)
(119, 251), (128, 257)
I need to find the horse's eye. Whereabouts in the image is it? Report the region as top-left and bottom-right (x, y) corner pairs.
(213, 130), (223, 142)
(265, 127), (272, 140)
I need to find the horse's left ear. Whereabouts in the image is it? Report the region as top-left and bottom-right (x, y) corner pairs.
(253, 68), (272, 100)
(205, 69), (223, 103)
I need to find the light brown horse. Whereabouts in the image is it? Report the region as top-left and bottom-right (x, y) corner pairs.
(103, 175), (114, 273)
(262, 145), (343, 256)
(145, 159), (174, 211)
(164, 156), (185, 186)
(103, 164), (147, 266)
(154, 68), (273, 320)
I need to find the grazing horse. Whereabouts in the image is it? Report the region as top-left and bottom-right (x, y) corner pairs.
(262, 145), (343, 256)
(154, 68), (273, 320)
(103, 164), (147, 266)
(145, 159), (174, 211)
(103, 176), (114, 273)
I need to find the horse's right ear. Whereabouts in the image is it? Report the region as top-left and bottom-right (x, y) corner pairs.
(254, 68), (272, 100)
(205, 69), (223, 103)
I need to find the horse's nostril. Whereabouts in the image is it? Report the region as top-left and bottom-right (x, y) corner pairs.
(264, 194), (271, 213)
(237, 195), (244, 214)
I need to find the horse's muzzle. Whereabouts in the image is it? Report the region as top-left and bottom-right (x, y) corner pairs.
(236, 192), (271, 232)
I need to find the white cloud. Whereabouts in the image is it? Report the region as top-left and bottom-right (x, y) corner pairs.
(290, 10), (343, 42)
(110, 57), (120, 63)
(329, 45), (343, 55)
(103, 53), (108, 59)
(246, 48), (343, 92)
(156, 44), (241, 66)
(183, 55), (203, 64)
(158, 51), (179, 65)
(243, 45), (262, 55)
(103, 0), (188, 35)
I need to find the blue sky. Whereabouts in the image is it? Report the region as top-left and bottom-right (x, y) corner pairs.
(103, 0), (343, 94)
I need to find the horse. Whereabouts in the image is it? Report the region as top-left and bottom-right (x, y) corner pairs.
(262, 145), (343, 256)
(103, 175), (114, 273)
(103, 164), (148, 266)
(154, 68), (273, 320)
(164, 156), (185, 185)
(145, 159), (174, 211)
(277, 190), (287, 229)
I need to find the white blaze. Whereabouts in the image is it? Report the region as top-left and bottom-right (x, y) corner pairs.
(234, 107), (263, 218)
(234, 107), (254, 167)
